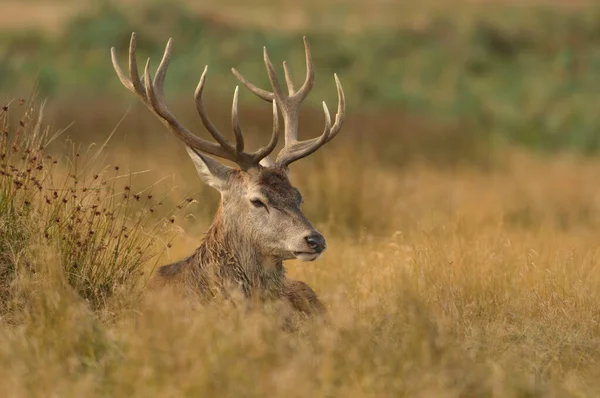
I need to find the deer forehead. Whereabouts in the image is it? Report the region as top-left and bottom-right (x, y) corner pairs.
(234, 168), (302, 207)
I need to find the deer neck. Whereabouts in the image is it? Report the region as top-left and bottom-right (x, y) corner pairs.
(196, 206), (285, 294)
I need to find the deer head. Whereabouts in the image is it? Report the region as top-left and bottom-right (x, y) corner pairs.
(110, 33), (345, 262)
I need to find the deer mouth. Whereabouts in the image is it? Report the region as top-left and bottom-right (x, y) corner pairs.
(293, 251), (322, 262)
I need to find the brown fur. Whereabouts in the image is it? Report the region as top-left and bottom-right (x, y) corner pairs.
(111, 33), (337, 325)
(148, 167), (326, 321)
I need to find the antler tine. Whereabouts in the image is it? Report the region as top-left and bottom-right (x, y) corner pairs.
(275, 73), (345, 167)
(194, 67), (236, 152)
(153, 37), (172, 101)
(231, 86), (245, 154)
(230, 86), (280, 163)
(110, 35), (142, 97)
(230, 37), (313, 106)
(231, 68), (274, 102)
(250, 100), (280, 162)
(112, 33), (223, 157)
(111, 32), (281, 170)
(262, 47), (286, 101)
(290, 36), (315, 104)
(128, 33), (145, 95)
(325, 73), (345, 143)
(231, 36), (344, 169)
(276, 101), (332, 167)
(282, 62), (296, 95)
(142, 58), (220, 155)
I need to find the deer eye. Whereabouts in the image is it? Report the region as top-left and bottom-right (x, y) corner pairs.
(250, 198), (266, 208)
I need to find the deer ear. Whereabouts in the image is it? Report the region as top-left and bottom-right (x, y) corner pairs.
(186, 147), (233, 191)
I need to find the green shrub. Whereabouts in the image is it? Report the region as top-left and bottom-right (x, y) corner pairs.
(0, 96), (183, 315)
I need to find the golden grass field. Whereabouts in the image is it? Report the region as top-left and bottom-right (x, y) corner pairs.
(1, 95), (600, 397)
(3, 0), (600, 397)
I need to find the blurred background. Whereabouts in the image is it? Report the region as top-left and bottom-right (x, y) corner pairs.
(2, 0), (600, 238)
(2, 0), (600, 147)
(7, 4), (600, 395)
(0, 0), (600, 149)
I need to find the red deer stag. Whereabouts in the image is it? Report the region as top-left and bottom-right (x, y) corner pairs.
(110, 33), (345, 319)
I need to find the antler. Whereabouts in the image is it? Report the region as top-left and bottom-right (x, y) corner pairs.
(110, 32), (279, 170)
(231, 37), (345, 168)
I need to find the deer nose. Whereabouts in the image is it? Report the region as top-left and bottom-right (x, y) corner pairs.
(305, 233), (326, 253)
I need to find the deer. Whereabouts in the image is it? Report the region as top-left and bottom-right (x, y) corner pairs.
(110, 33), (345, 322)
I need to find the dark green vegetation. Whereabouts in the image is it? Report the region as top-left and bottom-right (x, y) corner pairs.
(3, 2), (600, 152)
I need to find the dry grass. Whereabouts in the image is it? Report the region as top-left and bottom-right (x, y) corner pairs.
(2, 0), (600, 395)
(1, 95), (600, 396)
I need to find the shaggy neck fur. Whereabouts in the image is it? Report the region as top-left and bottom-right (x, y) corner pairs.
(184, 205), (286, 301)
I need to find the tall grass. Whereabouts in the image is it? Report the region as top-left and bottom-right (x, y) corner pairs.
(3, 1), (600, 391)
(0, 97), (184, 318)
(1, 93), (600, 396)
